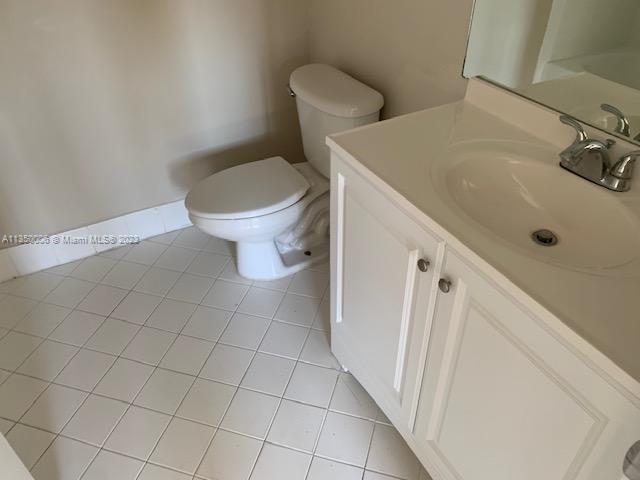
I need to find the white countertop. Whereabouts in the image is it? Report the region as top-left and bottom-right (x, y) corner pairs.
(328, 97), (640, 386)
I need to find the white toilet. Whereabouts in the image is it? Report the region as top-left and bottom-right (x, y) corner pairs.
(185, 64), (384, 280)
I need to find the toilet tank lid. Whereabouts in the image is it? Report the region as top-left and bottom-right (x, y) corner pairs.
(290, 64), (384, 118)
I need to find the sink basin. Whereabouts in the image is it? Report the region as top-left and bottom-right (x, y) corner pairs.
(438, 141), (640, 271)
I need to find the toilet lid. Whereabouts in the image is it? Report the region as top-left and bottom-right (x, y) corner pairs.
(185, 157), (310, 220)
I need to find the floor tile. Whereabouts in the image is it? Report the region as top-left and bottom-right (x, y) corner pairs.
(253, 275), (293, 292)
(0, 373), (48, 420)
(5, 423), (56, 469)
(82, 449), (144, 480)
(363, 471), (400, 480)
(203, 236), (234, 256)
(267, 399), (325, 453)
(221, 389), (279, 439)
(100, 261), (148, 290)
(44, 277), (95, 308)
(0, 295), (38, 329)
(219, 313), (270, 350)
(219, 261), (253, 286)
(138, 463), (191, 480)
(307, 457), (363, 480)
(134, 267), (181, 296)
(288, 270), (329, 298)
(122, 327), (176, 365)
(22, 383), (87, 433)
(122, 240), (167, 266)
(331, 373), (381, 421)
(70, 256), (117, 283)
(197, 429), (262, 480)
(258, 321), (309, 359)
(110, 291), (162, 325)
(0, 331), (42, 370)
(159, 335), (214, 375)
(186, 251), (229, 278)
(55, 349), (116, 391)
(201, 279), (249, 311)
(99, 245), (132, 260)
(237, 287), (284, 318)
(77, 284), (128, 316)
(62, 394), (129, 446)
(13, 302), (71, 337)
(0, 369), (8, 383)
(45, 259), (82, 276)
(181, 305), (232, 342)
(249, 443), (311, 480)
(145, 298), (196, 333)
(299, 330), (341, 370)
(17, 340), (78, 381)
(148, 230), (181, 245)
(104, 405), (171, 460)
(94, 358), (154, 402)
(284, 363), (339, 408)
(176, 378), (236, 426)
(4, 272), (63, 301)
(0, 418), (14, 434)
(31, 436), (98, 480)
(316, 412), (375, 467)
(150, 417), (215, 474)
(85, 318), (139, 355)
(366, 424), (422, 479)
(274, 293), (320, 327)
(134, 368), (194, 414)
(154, 246), (197, 272)
(199, 344), (253, 385)
(48, 310), (105, 346)
(312, 293), (330, 331)
(166, 273), (214, 304)
(240, 353), (295, 396)
(173, 226), (211, 250)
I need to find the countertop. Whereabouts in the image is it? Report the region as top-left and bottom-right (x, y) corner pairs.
(327, 99), (640, 388)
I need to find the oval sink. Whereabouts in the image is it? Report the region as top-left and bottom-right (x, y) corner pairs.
(438, 141), (640, 271)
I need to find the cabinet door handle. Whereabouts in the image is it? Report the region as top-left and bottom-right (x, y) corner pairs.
(417, 258), (430, 272)
(625, 440), (640, 480)
(438, 278), (452, 293)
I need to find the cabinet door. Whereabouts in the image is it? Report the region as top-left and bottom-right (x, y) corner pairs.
(331, 160), (442, 429)
(414, 249), (640, 480)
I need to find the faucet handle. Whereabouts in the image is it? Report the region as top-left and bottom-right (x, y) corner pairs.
(560, 115), (589, 143)
(611, 151), (640, 180)
(601, 103), (631, 136)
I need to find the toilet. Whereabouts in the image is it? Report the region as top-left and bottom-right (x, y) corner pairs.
(185, 64), (384, 280)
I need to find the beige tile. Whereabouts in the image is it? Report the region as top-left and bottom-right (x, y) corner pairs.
(366, 424), (422, 479)
(307, 457), (363, 480)
(250, 443), (311, 480)
(240, 353), (295, 396)
(0, 295), (38, 329)
(201, 279), (249, 311)
(221, 389), (279, 439)
(330, 373), (381, 421)
(274, 293), (321, 327)
(166, 273), (214, 304)
(55, 348), (116, 391)
(105, 406), (171, 460)
(13, 302), (71, 337)
(181, 305), (232, 342)
(145, 298), (196, 333)
(197, 430), (262, 480)
(186, 251), (229, 278)
(122, 327), (176, 365)
(77, 284), (128, 316)
(219, 313), (270, 350)
(93, 358), (154, 402)
(159, 335), (214, 375)
(287, 270), (329, 298)
(100, 260), (148, 290)
(316, 412), (375, 467)
(138, 463), (191, 480)
(22, 383), (87, 433)
(258, 321), (309, 359)
(0, 373), (48, 420)
(0, 331), (42, 370)
(48, 310), (105, 346)
(62, 394), (128, 446)
(85, 318), (140, 355)
(284, 363), (339, 408)
(17, 340), (78, 381)
(177, 378), (236, 426)
(110, 291), (162, 324)
(134, 267), (181, 296)
(134, 368), (194, 414)
(199, 344), (253, 385)
(237, 287), (284, 318)
(82, 449), (144, 480)
(267, 399), (325, 453)
(150, 417), (215, 474)
(70, 256), (117, 282)
(154, 246), (197, 272)
(31, 436), (98, 480)
(45, 277), (95, 308)
(6, 424), (56, 469)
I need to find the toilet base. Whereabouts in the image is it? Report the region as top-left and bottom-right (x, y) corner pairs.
(236, 239), (328, 281)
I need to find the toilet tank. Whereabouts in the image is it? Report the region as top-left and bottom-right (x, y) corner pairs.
(289, 64), (384, 178)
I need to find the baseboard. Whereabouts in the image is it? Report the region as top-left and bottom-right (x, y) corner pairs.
(0, 199), (193, 282)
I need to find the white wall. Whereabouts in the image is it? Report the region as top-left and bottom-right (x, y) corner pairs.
(0, 0), (309, 237)
(308, 0), (474, 119)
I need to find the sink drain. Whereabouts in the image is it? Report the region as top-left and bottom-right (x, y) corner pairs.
(531, 229), (558, 247)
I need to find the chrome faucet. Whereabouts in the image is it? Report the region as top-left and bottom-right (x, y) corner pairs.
(559, 115), (638, 192)
(601, 103), (631, 136)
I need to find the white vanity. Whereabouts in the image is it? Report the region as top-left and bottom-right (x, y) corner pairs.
(328, 80), (640, 480)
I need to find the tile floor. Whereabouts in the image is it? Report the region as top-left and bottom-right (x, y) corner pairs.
(0, 227), (430, 480)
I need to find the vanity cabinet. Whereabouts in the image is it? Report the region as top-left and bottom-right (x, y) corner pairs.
(330, 155), (640, 480)
(330, 159), (443, 429)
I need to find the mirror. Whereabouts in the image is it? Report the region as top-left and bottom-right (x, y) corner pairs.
(463, 0), (640, 144)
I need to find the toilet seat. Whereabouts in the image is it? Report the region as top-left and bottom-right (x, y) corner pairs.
(185, 157), (310, 220)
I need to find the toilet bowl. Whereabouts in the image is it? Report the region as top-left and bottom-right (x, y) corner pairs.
(185, 64), (384, 280)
